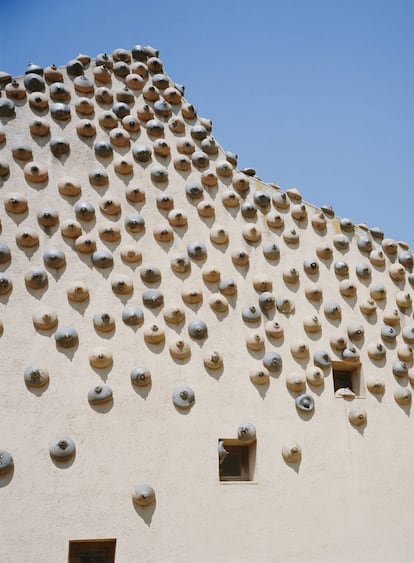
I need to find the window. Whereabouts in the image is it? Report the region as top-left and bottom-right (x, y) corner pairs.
(68, 539), (116, 563)
(218, 439), (255, 482)
(332, 361), (362, 396)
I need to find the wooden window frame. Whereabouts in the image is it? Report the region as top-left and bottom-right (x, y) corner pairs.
(68, 538), (116, 563)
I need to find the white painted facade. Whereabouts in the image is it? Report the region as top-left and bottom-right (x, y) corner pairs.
(0, 46), (413, 563)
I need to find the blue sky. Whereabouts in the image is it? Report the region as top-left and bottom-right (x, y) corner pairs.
(1, 0), (413, 246)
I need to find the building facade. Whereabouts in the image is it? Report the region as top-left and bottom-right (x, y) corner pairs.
(0, 45), (413, 563)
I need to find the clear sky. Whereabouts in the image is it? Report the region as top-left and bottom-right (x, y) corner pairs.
(1, 0), (413, 247)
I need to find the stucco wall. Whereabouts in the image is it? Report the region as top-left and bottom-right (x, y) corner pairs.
(0, 46), (413, 563)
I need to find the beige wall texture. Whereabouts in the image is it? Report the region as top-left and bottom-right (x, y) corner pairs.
(0, 46), (414, 563)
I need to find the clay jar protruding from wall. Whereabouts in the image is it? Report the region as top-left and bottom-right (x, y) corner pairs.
(188, 320), (208, 340)
(204, 351), (223, 370)
(55, 327), (79, 349)
(263, 351), (282, 372)
(131, 367), (151, 387)
(163, 305), (185, 325)
(143, 323), (165, 344)
(282, 442), (301, 463)
(209, 294), (229, 313)
(290, 340), (309, 359)
(122, 306), (144, 327)
(201, 265), (221, 283)
(88, 385), (113, 405)
(5, 193), (28, 214)
(32, 307), (58, 330)
(394, 387), (412, 405)
(132, 484), (156, 507)
(49, 437), (75, 461)
(246, 332), (265, 351)
(367, 343), (386, 361)
(286, 372), (306, 392)
(265, 320), (284, 339)
(89, 347), (113, 369)
(58, 176), (81, 197)
(93, 312), (115, 333)
(16, 228), (39, 248)
(0, 274), (10, 295)
(0, 450), (14, 474)
(172, 386), (195, 410)
(237, 423), (256, 443)
(306, 366), (324, 386)
(169, 339), (191, 360)
(348, 407), (367, 427)
(250, 368), (269, 385)
(43, 249), (66, 270)
(24, 268), (48, 289)
(24, 365), (49, 388)
(295, 394), (314, 412)
(67, 282), (89, 302)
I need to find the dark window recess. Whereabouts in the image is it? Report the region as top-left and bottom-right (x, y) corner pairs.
(68, 539), (116, 563)
(333, 369), (353, 392)
(79, 552), (105, 563)
(219, 443), (253, 481)
(332, 363), (361, 396)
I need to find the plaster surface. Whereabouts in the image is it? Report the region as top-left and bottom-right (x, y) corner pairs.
(0, 46), (413, 563)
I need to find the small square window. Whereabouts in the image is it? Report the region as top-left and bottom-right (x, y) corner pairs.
(68, 539), (116, 563)
(332, 362), (362, 396)
(218, 440), (255, 481)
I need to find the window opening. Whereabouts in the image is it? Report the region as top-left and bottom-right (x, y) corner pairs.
(68, 539), (116, 563)
(218, 439), (255, 481)
(332, 362), (362, 397)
